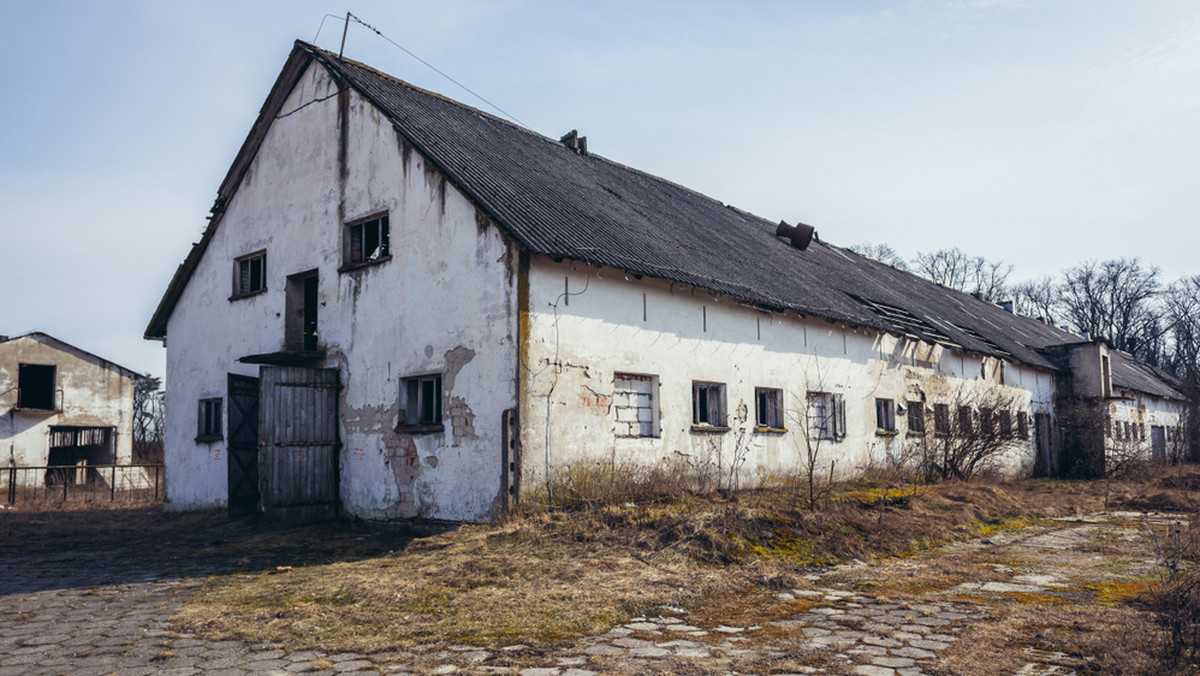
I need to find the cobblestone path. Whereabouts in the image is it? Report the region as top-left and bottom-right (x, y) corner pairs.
(0, 512), (1169, 675)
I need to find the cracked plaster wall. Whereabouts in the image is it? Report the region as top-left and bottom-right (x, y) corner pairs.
(163, 62), (517, 520)
(519, 258), (1059, 491)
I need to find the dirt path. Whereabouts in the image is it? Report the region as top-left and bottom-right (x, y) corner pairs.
(0, 511), (1174, 675)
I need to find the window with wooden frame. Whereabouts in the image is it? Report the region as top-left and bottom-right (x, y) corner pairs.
(755, 387), (784, 431)
(957, 406), (974, 435)
(998, 410), (1012, 437)
(906, 401), (925, 434)
(875, 398), (896, 434)
(807, 391), (846, 441)
(692, 381), (726, 430)
(400, 374), (442, 429)
(197, 398), (223, 442)
(1017, 411), (1030, 439)
(934, 403), (951, 436)
(980, 407), (995, 436)
(614, 373), (657, 438)
(343, 213), (390, 269)
(233, 251), (266, 298)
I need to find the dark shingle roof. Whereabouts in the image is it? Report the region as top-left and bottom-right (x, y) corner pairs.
(143, 41), (1184, 402)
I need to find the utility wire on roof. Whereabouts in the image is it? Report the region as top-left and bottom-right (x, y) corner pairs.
(337, 13), (529, 128)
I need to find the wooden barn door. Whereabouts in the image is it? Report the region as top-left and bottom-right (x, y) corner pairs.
(258, 366), (340, 522)
(227, 374), (261, 517)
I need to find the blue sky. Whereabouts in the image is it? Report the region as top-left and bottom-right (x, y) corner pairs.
(2, 0), (1198, 378)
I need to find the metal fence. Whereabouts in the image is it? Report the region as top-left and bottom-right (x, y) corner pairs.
(3, 464), (163, 507)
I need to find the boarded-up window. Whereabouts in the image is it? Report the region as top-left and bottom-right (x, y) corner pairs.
(614, 374), (656, 438)
(755, 387), (784, 429)
(197, 398), (223, 442)
(402, 374), (442, 427)
(692, 382), (726, 428)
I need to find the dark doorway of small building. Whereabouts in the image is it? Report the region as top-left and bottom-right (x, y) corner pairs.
(45, 426), (114, 485)
(18, 363), (56, 410)
(285, 270), (319, 351)
(227, 374), (261, 518)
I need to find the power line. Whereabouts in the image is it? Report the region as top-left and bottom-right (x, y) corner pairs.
(342, 13), (529, 128)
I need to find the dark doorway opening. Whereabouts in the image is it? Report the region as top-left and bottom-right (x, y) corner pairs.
(45, 426), (114, 485)
(286, 270), (319, 351)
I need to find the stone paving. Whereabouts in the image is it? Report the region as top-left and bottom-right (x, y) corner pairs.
(0, 513), (1169, 675)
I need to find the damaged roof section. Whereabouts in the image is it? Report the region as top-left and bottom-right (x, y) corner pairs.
(145, 41), (1102, 375)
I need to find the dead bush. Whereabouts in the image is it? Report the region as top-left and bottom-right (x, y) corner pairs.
(1146, 518), (1200, 667)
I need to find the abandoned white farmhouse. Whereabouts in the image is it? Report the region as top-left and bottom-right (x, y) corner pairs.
(145, 41), (1187, 522)
(1, 332), (142, 485)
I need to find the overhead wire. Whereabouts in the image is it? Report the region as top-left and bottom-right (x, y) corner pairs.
(343, 13), (529, 128)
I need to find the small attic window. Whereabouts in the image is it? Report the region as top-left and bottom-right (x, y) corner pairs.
(233, 251), (267, 299)
(342, 213), (390, 270)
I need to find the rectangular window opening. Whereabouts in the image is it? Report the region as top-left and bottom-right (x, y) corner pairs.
(17, 364), (56, 410)
(807, 391), (846, 441)
(197, 398), (223, 442)
(934, 403), (950, 436)
(401, 374), (442, 428)
(233, 251), (267, 298)
(692, 381), (726, 428)
(907, 401), (925, 434)
(875, 398), (896, 433)
(755, 387), (783, 430)
(344, 213), (390, 268)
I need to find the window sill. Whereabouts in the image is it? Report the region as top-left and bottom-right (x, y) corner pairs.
(229, 288), (267, 301)
(394, 423), (444, 435)
(691, 424), (729, 434)
(875, 429), (898, 437)
(195, 435), (223, 443)
(339, 256), (392, 274)
(755, 426), (787, 435)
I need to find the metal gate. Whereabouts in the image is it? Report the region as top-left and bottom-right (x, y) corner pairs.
(259, 366), (340, 522)
(227, 374), (260, 517)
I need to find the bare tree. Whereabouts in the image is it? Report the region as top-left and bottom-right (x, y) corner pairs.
(1011, 276), (1061, 324)
(912, 248), (1013, 302)
(848, 242), (909, 270)
(133, 377), (165, 464)
(920, 385), (1027, 480)
(1060, 258), (1163, 362)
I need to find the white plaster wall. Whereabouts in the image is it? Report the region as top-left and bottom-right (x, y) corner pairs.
(518, 259), (1059, 490)
(0, 336), (136, 480)
(164, 62), (518, 521)
(1106, 390), (1185, 459)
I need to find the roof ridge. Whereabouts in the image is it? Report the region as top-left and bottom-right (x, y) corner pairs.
(298, 41), (767, 228)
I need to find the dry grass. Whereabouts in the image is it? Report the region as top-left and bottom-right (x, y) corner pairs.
(169, 470), (1156, 655)
(9, 464), (1200, 669)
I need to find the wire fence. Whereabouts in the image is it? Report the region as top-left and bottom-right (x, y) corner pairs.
(2, 464), (163, 509)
